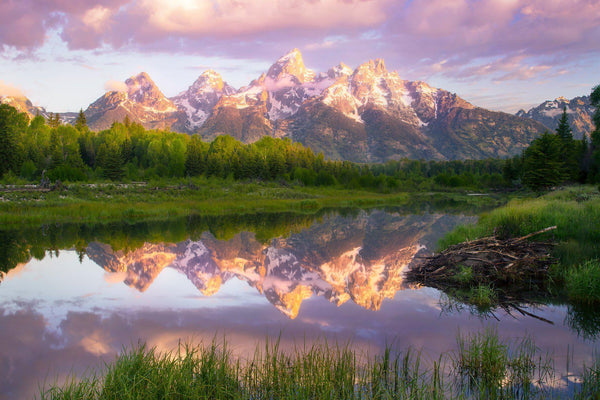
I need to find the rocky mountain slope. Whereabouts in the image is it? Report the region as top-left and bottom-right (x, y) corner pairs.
(516, 96), (594, 139)
(195, 50), (546, 161)
(0, 95), (78, 124)
(0, 95), (47, 118)
(85, 72), (185, 131)
(4, 49), (554, 161)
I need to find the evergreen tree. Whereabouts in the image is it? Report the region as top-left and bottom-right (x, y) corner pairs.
(592, 84), (600, 130)
(47, 112), (61, 128)
(75, 109), (88, 131)
(97, 142), (124, 181)
(555, 107), (579, 181)
(49, 129), (64, 168)
(522, 132), (565, 191)
(589, 84), (600, 182)
(556, 107), (573, 141)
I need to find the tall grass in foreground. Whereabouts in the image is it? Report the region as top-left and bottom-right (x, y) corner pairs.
(453, 327), (553, 399)
(39, 331), (598, 399)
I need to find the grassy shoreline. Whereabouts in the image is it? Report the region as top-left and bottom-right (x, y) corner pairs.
(430, 185), (600, 308)
(40, 330), (598, 400)
(0, 179), (506, 227)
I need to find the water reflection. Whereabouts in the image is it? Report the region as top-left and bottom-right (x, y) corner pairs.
(0, 210), (599, 399)
(81, 211), (463, 318)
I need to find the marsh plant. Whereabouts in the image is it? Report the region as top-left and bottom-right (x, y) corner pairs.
(40, 330), (598, 400)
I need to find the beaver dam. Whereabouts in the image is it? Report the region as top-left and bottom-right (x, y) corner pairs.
(407, 226), (558, 310)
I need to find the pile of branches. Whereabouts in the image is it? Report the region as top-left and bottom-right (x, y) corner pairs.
(407, 226), (557, 294)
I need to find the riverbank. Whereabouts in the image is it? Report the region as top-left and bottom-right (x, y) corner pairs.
(0, 178), (506, 227)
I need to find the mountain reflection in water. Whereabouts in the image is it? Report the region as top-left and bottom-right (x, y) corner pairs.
(84, 211), (466, 318)
(1, 210), (599, 400)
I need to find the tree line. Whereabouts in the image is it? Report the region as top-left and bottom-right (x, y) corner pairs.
(0, 105), (507, 192)
(504, 84), (600, 190)
(0, 83), (599, 192)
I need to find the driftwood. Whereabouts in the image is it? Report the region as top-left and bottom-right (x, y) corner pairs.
(407, 227), (558, 309)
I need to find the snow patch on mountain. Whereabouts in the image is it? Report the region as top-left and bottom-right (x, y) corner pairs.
(171, 70), (236, 130)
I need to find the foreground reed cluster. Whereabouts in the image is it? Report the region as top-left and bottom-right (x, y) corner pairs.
(40, 329), (598, 400)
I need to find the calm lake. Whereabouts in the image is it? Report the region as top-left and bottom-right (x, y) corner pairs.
(0, 209), (598, 399)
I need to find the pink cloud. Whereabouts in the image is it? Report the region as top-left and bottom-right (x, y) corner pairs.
(137, 0), (391, 35)
(1, 0), (599, 88)
(395, 0), (600, 59)
(104, 80), (128, 92)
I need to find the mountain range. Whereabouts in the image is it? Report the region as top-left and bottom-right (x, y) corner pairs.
(1, 49), (594, 161)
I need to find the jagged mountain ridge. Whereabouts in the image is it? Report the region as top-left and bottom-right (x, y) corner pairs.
(4, 49), (551, 161)
(86, 211), (470, 319)
(197, 50), (547, 161)
(516, 95), (594, 139)
(171, 70), (237, 131)
(0, 95), (78, 125)
(85, 72), (186, 131)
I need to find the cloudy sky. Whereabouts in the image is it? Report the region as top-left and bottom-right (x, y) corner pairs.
(1, 0), (599, 113)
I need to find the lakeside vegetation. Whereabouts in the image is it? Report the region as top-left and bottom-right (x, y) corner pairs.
(39, 329), (598, 400)
(0, 179), (505, 227)
(433, 185), (600, 310)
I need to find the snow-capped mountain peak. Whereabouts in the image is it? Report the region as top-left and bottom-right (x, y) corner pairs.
(171, 70), (237, 130)
(123, 72), (175, 111)
(189, 70), (234, 93)
(267, 48), (315, 84)
(327, 62), (353, 79)
(354, 59), (387, 77)
(516, 95), (594, 139)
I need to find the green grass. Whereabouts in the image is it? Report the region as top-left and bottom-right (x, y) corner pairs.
(565, 259), (600, 305)
(0, 179), (505, 227)
(468, 284), (497, 309)
(436, 185), (600, 305)
(574, 358), (600, 400)
(39, 331), (599, 399)
(439, 186), (600, 266)
(454, 327), (554, 399)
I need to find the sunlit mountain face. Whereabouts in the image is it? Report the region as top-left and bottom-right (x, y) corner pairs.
(7, 48), (548, 162)
(83, 211), (469, 318)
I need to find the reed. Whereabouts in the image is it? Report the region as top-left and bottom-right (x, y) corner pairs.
(565, 259), (600, 305)
(39, 330), (597, 399)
